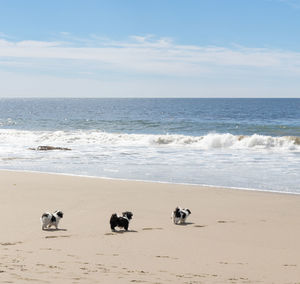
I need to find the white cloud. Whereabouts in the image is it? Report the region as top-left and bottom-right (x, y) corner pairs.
(16, 40), (62, 48)
(0, 32), (11, 39)
(0, 35), (300, 97)
(1, 37), (300, 76)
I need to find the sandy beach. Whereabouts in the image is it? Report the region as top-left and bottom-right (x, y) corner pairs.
(0, 170), (300, 283)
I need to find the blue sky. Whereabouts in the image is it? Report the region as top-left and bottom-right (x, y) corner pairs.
(0, 0), (300, 97)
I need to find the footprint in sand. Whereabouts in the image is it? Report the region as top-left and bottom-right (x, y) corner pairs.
(142, 227), (163, 231)
(217, 220), (235, 224)
(194, 225), (207, 228)
(1, 242), (22, 246)
(48, 265), (63, 271)
(228, 277), (239, 281)
(192, 273), (209, 278)
(36, 263), (46, 267)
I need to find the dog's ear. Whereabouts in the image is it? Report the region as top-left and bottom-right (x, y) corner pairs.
(187, 209), (191, 214)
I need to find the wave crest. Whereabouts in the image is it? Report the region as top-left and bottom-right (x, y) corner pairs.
(0, 130), (299, 151)
(150, 133), (299, 150)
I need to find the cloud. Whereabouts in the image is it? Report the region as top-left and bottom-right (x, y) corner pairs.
(0, 35), (300, 97)
(16, 40), (62, 48)
(0, 32), (12, 39)
(0, 36), (299, 77)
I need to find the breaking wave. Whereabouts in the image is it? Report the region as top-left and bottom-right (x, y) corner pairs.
(150, 133), (300, 150)
(0, 129), (299, 151)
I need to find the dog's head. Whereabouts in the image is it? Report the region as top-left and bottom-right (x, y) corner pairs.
(122, 211), (133, 220)
(55, 210), (64, 218)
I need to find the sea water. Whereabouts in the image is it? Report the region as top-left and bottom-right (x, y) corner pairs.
(0, 98), (299, 193)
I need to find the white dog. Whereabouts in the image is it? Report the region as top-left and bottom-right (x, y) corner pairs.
(172, 207), (191, 224)
(41, 210), (64, 230)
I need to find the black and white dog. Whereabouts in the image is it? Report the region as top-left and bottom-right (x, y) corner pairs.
(110, 211), (133, 231)
(41, 210), (64, 230)
(172, 207), (191, 224)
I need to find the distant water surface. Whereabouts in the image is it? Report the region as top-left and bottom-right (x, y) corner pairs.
(0, 98), (299, 193)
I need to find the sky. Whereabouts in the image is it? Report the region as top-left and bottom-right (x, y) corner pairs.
(0, 0), (300, 98)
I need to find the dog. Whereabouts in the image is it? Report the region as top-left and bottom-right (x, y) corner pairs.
(110, 211), (133, 231)
(172, 207), (191, 224)
(41, 210), (64, 230)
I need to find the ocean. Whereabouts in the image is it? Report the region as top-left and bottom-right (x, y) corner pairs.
(0, 98), (299, 193)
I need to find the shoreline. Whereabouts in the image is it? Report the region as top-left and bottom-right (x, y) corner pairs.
(1, 168), (299, 196)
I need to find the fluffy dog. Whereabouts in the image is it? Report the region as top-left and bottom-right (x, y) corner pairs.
(172, 207), (191, 224)
(41, 210), (64, 230)
(110, 211), (133, 231)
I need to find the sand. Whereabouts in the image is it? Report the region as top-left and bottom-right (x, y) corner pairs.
(0, 170), (300, 283)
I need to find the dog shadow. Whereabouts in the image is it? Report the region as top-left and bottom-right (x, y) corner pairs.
(111, 229), (138, 234)
(175, 222), (194, 226)
(42, 228), (68, 232)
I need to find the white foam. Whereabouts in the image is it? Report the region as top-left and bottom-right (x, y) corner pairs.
(0, 129), (299, 193)
(0, 129), (298, 151)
